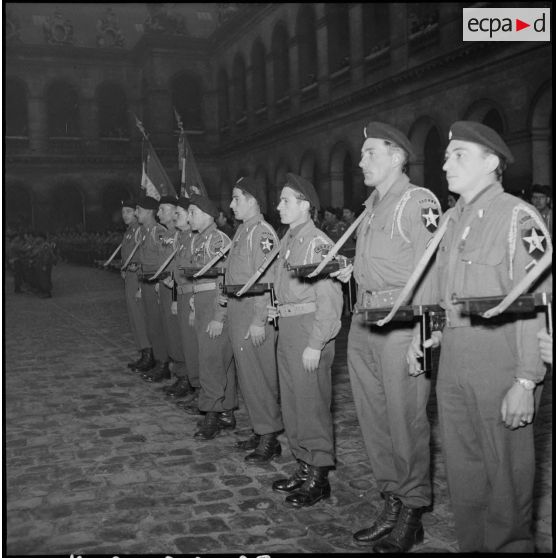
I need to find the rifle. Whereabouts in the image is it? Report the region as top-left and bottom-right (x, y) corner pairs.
(224, 282), (278, 329)
(287, 256), (352, 278)
(355, 304), (444, 373)
(103, 242), (122, 267)
(452, 292), (553, 334)
(179, 266), (226, 279)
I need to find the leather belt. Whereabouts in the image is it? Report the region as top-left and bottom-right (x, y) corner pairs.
(358, 288), (402, 309)
(193, 282), (217, 294)
(277, 302), (316, 317)
(177, 284), (194, 295)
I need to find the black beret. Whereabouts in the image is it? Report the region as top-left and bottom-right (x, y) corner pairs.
(158, 195), (178, 206)
(136, 196), (159, 210)
(531, 184), (552, 197)
(448, 121), (514, 164)
(285, 173), (320, 211)
(176, 196), (190, 211)
(189, 193), (219, 219)
(121, 199), (136, 209)
(234, 176), (265, 209)
(364, 121), (416, 162)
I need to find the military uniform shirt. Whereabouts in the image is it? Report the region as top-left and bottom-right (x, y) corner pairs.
(353, 174), (441, 305)
(136, 223), (168, 274)
(274, 219), (343, 351)
(436, 182), (551, 383)
(179, 223), (231, 323)
(122, 223), (142, 265)
(225, 213), (279, 327)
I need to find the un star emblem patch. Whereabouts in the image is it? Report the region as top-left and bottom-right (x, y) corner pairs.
(522, 227), (546, 259)
(260, 236), (274, 254)
(421, 207), (440, 232)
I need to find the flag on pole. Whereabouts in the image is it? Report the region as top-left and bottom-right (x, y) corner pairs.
(133, 112), (177, 199)
(141, 142), (177, 199)
(175, 108), (207, 198)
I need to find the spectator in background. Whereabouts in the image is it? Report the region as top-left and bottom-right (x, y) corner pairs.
(447, 192), (459, 210)
(216, 208), (235, 237)
(321, 206), (344, 243)
(530, 184), (552, 232)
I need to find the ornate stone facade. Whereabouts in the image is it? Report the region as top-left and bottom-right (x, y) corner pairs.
(5, 3), (553, 232)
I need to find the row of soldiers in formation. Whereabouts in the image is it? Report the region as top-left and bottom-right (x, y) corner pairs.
(8, 231), (57, 298)
(117, 120), (552, 553)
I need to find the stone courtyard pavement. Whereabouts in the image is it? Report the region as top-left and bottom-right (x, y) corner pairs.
(5, 263), (553, 555)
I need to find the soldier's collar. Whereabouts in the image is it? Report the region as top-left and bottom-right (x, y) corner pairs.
(198, 221), (217, 236)
(243, 212), (263, 228)
(288, 219), (313, 238)
(460, 182), (503, 210)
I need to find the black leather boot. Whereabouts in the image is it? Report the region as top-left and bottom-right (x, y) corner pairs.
(132, 348), (155, 372)
(194, 411), (222, 440)
(234, 432), (260, 451)
(127, 350), (144, 369)
(245, 432), (281, 463)
(372, 505), (424, 553)
(353, 493), (402, 545)
(272, 460), (310, 494)
(143, 361), (171, 382)
(164, 377), (192, 397)
(196, 409), (236, 429)
(284, 465), (331, 508)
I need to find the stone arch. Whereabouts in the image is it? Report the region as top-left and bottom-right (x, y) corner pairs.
(529, 81), (552, 185)
(6, 181), (33, 229)
(329, 142), (353, 208)
(408, 116), (444, 197)
(463, 99), (508, 135)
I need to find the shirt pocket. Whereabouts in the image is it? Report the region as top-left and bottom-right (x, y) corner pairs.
(460, 243), (508, 297)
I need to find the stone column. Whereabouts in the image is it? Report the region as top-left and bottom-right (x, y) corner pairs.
(390, 4), (408, 68)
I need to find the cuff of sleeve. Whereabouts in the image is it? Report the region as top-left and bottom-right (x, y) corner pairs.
(308, 337), (325, 351)
(251, 317), (267, 328)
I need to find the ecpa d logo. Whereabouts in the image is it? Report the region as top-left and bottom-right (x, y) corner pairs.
(463, 8), (550, 41)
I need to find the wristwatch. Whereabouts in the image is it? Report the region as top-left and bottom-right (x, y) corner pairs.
(515, 378), (536, 391)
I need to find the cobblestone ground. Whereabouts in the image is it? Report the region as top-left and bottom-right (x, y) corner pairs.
(5, 263), (553, 555)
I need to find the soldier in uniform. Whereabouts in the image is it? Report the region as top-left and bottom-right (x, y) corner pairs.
(269, 173), (343, 507)
(225, 177), (283, 462)
(142, 195), (186, 383)
(335, 122), (441, 552)
(165, 196), (201, 402)
(121, 199), (153, 372)
(407, 121), (552, 552)
(185, 194), (237, 440)
(34, 232), (55, 298)
(133, 196), (170, 378)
